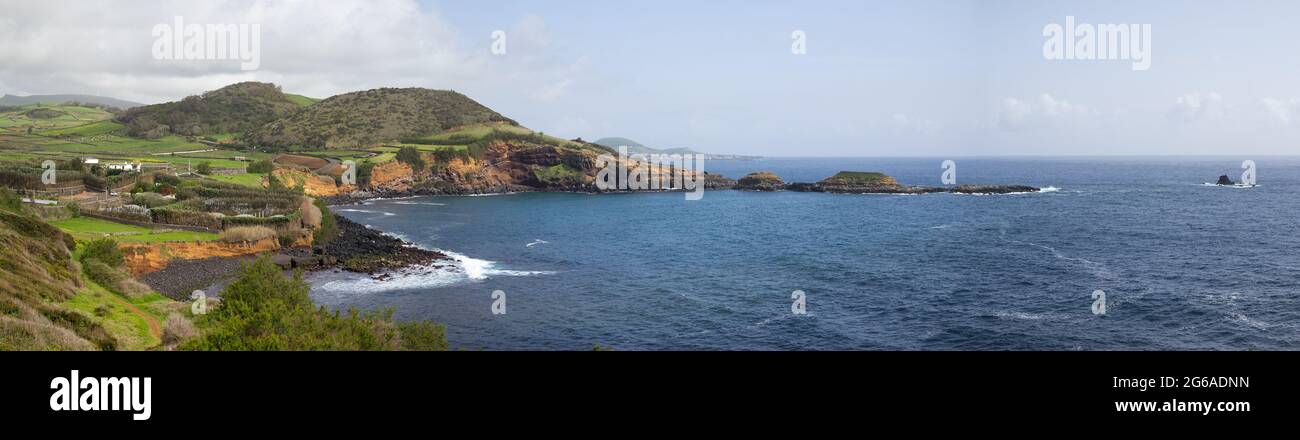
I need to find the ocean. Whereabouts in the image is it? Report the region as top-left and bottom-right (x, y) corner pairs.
(307, 157), (1300, 350)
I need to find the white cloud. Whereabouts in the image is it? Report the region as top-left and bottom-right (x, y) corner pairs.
(1169, 92), (1225, 123)
(995, 94), (1088, 131)
(1260, 98), (1300, 126)
(0, 0), (585, 106)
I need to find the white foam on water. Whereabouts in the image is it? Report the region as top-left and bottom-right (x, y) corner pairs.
(336, 208), (396, 216)
(439, 249), (556, 280)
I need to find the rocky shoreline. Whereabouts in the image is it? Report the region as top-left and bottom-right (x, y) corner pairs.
(285, 215), (449, 274)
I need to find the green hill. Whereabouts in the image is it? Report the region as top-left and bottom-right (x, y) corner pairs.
(0, 94), (142, 109)
(115, 82), (305, 139)
(244, 88), (517, 149)
(593, 137), (699, 155)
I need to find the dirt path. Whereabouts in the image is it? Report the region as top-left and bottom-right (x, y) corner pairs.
(106, 293), (162, 346)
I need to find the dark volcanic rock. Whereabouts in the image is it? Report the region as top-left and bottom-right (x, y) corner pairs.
(703, 172), (736, 189)
(949, 184), (1040, 194)
(320, 214), (448, 273)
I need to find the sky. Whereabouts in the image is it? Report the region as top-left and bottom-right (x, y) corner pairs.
(1, 0), (1298, 156)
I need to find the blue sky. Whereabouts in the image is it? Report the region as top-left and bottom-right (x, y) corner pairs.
(2, 0), (1299, 156)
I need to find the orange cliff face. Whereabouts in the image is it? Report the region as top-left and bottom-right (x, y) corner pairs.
(119, 237), (283, 275)
(267, 168), (354, 197)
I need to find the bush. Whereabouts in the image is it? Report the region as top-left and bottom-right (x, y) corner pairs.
(196, 161), (212, 175)
(395, 146), (426, 174)
(0, 187), (22, 212)
(313, 199), (338, 246)
(161, 314), (198, 347)
(80, 238), (124, 268)
(131, 192), (175, 208)
(246, 159), (274, 174)
(83, 260), (152, 298)
(218, 226), (277, 243)
(181, 256), (448, 351)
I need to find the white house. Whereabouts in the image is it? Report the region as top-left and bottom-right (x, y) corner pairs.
(83, 157), (100, 165)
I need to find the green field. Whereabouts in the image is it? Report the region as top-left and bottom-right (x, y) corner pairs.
(204, 172), (265, 188)
(52, 216), (218, 243)
(284, 93), (320, 107)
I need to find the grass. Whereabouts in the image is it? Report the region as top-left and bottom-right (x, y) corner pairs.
(284, 93), (320, 107)
(63, 281), (179, 350)
(52, 217), (218, 243)
(534, 164), (584, 184)
(204, 173), (265, 188)
(63, 281), (161, 350)
(822, 171), (893, 184)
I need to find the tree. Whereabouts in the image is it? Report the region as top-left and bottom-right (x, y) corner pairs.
(196, 161), (212, 175)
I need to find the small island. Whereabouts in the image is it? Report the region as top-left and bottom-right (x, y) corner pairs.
(733, 171), (1040, 195)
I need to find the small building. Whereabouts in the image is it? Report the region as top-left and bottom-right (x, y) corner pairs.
(106, 162), (141, 172)
(83, 158), (100, 165)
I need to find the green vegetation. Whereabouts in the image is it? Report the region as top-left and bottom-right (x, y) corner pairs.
(395, 146), (426, 173)
(51, 217), (218, 243)
(196, 161), (212, 175)
(0, 199), (116, 350)
(821, 171), (895, 185)
(246, 159), (274, 173)
(313, 198), (338, 246)
(182, 256), (448, 351)
(283, 93), (320, 107)
(243, 87), (516, 149)
(534, 164), (584, 186)
(116, 82), (305, 138)
(205, 172), (265, 188)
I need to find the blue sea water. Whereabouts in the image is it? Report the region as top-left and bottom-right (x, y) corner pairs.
(308, 157), (1300, 350)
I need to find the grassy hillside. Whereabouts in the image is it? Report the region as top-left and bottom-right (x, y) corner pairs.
(115, 82), (305, 139)
(283, 93), (320, 107)
(244, 88), (517, 149)
(593, 137), (699, 155)
(0, 94), (142, 109)
(0, 191), (118, 350)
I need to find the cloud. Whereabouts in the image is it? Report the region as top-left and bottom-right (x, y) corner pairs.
(1168, 92), (1225, 123)
(995, 94), (1088, 131)
(0, 0), (585, 106)
(1260, 98), (1300, 126)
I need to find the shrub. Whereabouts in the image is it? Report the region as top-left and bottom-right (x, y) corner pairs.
(181, 256), (448, 351)
(131, 192), (175, 208)
(0, 187), (22, 212)
(246, 159), (274, 174)
(218, 226), (277, 243)
(395, 146), (426, 174)
(161, 314), (198, 347)
(312, 199), (338, 246)
(80, 238), (124, 268)
(196, 161), (212, 175)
